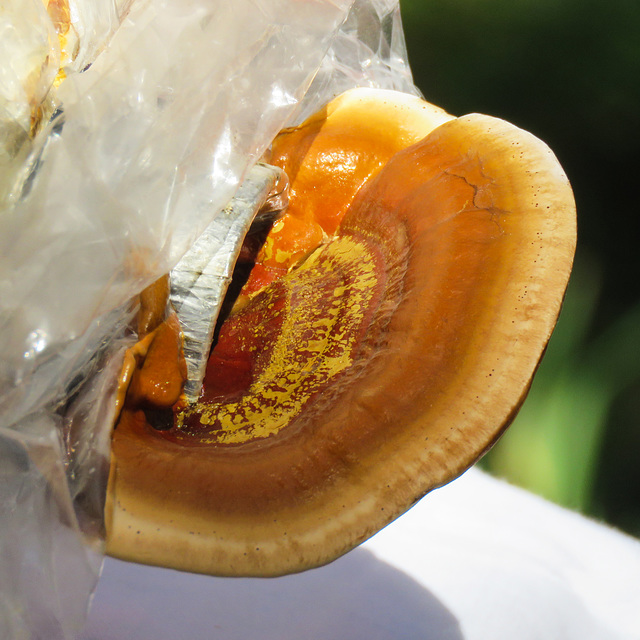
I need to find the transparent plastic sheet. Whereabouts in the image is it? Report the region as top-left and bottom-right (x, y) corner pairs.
(0, 0), (415, 637)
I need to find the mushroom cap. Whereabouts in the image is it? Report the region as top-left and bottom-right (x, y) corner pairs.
(105, 90), (576, 576)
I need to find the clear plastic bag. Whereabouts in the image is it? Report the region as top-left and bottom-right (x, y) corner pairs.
(0, 0), (415, 637)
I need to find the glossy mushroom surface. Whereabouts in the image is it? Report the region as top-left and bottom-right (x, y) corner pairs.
(106, 89), (576, 576)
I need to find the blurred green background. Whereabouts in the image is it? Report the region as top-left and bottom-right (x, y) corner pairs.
(400, 0), (640, 536)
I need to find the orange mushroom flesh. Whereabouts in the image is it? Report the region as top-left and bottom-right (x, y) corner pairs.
(237, 90), (454, 299)
(106, 88), (576, 577)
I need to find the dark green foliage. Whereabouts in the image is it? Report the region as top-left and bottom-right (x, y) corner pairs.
(401, 0), (640, 535)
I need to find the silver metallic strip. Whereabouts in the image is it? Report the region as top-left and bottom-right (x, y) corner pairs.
(170, 163), (282, 404)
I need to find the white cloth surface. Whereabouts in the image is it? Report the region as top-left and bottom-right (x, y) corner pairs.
(78, 469), (640, 640)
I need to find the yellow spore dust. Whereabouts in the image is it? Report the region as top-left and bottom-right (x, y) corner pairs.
(43, 0), (78, 86)
(176, 236), (379, 445)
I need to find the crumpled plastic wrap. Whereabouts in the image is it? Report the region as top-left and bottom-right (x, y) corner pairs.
(0, 0), (416, 637)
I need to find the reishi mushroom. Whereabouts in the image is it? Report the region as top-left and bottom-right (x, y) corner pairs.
(105, 88), (576, 576)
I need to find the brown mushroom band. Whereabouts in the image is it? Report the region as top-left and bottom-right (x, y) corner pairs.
(107, 101), (575, 577)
